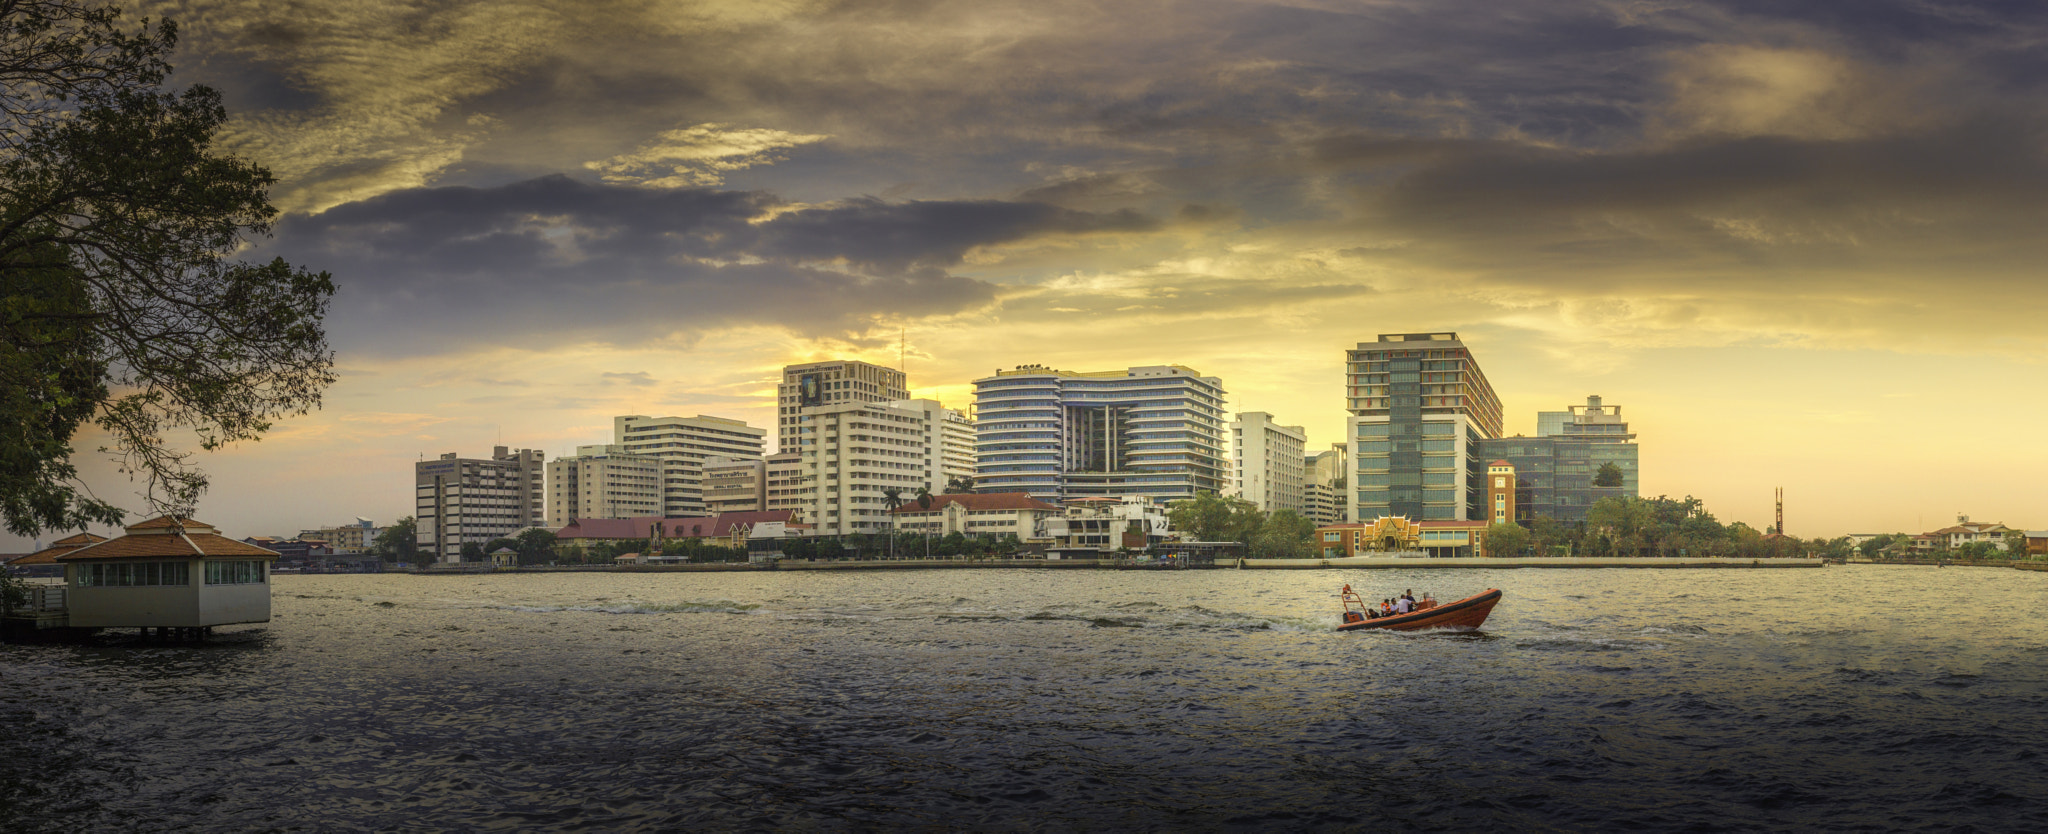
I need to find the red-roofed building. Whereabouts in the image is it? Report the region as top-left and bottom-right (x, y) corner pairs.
(55, 516), (278, 630)
(887, 492), (1062, 538)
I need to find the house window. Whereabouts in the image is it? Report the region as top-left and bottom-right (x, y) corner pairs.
(77, 561), (191, 587)
(206, 560), (267, 585)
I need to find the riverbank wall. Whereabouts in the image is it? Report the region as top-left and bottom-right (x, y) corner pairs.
(1242, 556), (1823, 569)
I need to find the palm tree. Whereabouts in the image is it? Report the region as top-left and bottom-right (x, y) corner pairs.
(946, 475), (975, 494)
(882, 487), (904, 558)
(915, 486), (933, 510)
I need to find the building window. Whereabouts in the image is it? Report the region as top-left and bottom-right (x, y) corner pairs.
(77, 561), (191, 587)
(206, 560), (267, 585)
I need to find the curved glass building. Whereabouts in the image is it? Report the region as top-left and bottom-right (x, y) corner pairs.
(972, 365), (1229, 505)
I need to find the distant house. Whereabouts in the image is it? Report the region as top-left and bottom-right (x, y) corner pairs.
(5, 532), (109, 579)
(1919, 516), (2014, 551)
(489, 547), (519, 567)
(54, 516), (278, 630)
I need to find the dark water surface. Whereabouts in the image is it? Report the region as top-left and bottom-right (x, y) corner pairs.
(5, 566), (2046, 831)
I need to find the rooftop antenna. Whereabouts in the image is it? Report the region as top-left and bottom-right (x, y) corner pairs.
(1775, 487), (1784, 536)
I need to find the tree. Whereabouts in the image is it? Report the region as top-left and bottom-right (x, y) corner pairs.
(1482, 522), (1530, 557)
(0, 2), (335, 537)
(946, 475), (975, 494)
(1252, 509), (1316, 558)
(514, 527), (557, 565)
(1593, 462), (1624, 488)
(1528, 515), (1569, 556)
(459, 541), (486, 562)
(915, 486), (933, 510)
(2004, 530), (2029, 559)
(368, 517), (418, 563)
(1166, 491), (1262, 543)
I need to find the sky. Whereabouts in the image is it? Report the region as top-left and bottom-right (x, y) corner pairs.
(13, 0), (2048, 550)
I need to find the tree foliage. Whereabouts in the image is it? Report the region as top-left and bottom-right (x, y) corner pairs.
(368, 516), (417, 563)
(1482, 522), (1530, 557)
(1166, 491), (1262, 543)
(1593, 462), (1624, 488)
(0, 1), (334, 536)
(1251, 509), (1316, 558)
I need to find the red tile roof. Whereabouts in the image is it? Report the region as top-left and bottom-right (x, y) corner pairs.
(888, 493), (1061, 514)
(58, 532), (278, 561)
(9, 533), (111, 565)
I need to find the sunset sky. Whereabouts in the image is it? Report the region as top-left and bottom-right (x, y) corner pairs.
(14, 0), (2048, 549)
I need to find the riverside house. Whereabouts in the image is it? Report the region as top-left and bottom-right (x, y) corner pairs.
(57, 516), (279, 631)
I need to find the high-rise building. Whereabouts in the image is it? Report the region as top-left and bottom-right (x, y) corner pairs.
(798, 399), (962, 535)
(547, 444), (663, 527)
(1306, 443), (1348, 488)
(973, 364), (1228, 504)
(1303, 483), (1342, 527)
(1345, 333), (1503, 522)
(415, 446), (545, 562)
(614, 414), (767, 516)
(1539, 395), (1638, 494)
(1231, 412), (1306, 514)
(776, 360), (909, 455)
(1302, 443), (1348, 526)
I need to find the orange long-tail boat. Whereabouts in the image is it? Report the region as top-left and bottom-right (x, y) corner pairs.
(1337, 586), (1501, 632)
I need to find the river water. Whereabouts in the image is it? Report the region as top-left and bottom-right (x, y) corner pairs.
(3, 565), (2045, 831)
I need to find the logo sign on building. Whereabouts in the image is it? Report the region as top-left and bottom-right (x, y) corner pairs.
(799, 373), (824, 407)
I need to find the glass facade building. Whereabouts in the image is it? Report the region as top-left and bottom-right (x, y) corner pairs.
(973, 365), (1229, 504)
(1478, 396), (1638, 526)
(1344, 333), (1503, 522)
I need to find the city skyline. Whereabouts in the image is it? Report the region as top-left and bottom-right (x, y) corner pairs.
(12, 0), (2048, 547)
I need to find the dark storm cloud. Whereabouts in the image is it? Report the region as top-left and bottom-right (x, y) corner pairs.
(264, 176), (1158, 355)
(1358, 111), (2048, 288)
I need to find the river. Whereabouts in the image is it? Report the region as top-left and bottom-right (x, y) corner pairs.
(3, 565), (2044, 831)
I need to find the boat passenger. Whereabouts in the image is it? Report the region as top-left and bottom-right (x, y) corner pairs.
(1392, 596), (1414, 614)
(1381, 599), (1393, 616)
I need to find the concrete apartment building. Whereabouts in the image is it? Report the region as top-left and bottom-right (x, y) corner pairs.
(416, 446), (546, 562)
(796, 399), (974, 535)
(297, 517), (381, 553)
(615, 414), (766, 516)
(703, 457), (768, 514)
(1345, 333), (1504, 523)
(1303, 444), (1348, 525)
(546, 444), (663, 527)
(777, 360), (908, 454)
(973, 364), (1229, 505)
(1231, 412), (1306, 514)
